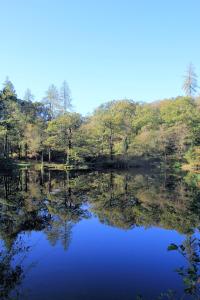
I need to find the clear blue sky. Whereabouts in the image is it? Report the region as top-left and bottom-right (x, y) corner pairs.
(0, 0), (199, 114)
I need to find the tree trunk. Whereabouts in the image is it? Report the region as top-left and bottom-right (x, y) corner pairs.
(109, 172), (114, 206)
(41, 151), (44, 168)
(109, 124), (114, 160)
(25, 143), (28, 160)
(109, 134), (113, 160)
(67, 127), (72, 165)
(3, 176), (8, 199)
(18, 145), (21, 159)
(123, 136), (129, 154)
(48, 170), (51, 192)
(48, 148), (51, 163)
(25, 169), (28, 192)
(4, 133), (9, 159)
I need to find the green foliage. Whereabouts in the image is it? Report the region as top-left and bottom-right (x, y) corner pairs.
(159, 97), (196, 126)
(132, 103), (160, 133)
(0, 76), (200, 168)
(45, 112), (82, 164)
(168, 236), (200, 296)
(167, 243), (179, 251)
(185, 146), (200, 168)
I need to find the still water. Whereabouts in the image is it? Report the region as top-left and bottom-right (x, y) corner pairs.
(0, 168), (200, 299)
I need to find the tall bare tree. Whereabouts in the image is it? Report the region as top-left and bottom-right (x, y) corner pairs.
(23, 88), (34, 102)
(60, 80), (72, 112)
(43, 84), (60, 118)
(182, 63), (198, 97)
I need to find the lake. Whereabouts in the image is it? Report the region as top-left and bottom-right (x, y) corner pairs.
(0, 168), (200, 299)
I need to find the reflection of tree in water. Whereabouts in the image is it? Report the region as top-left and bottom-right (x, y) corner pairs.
(87, 172), (139, 229)
(0, 237), (29, 300)
(168, 234), (200, 299)
(0, 172), (50, 249)
(44, 218), (73, 250)
(0, 169), (90, 250)
(2, 169), (200, 240)
(0, 169), (91, 297)
(43, 170), (90, 250)
(86, 170), (200, 298)
(1, 168), (200, 298)
(23, 168), (199, 237)
(136, 290), (177, 300)
(87, 170), (200, 234)
(139, 232), (200, 300)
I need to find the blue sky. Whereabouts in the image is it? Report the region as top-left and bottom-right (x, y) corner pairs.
(0, 0), (199, 114)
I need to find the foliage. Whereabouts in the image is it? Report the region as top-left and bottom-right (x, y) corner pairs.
(0, 77), (200, 168)
(185, 147), (200, 169)
(168, 236), (200, 296)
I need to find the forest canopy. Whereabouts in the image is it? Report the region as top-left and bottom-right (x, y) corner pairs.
(0, 75), (200, 169)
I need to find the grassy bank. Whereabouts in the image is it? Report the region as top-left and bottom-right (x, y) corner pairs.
(9, 156), (161, 171)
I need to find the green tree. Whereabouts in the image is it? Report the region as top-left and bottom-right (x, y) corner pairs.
(86, 100), (136, 160)
(2, 77), (16, 98)
(23, 123), (43, 159)
(46, 112), (82, 164)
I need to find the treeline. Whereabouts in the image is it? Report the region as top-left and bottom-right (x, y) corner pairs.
(0, 74), (200, 168)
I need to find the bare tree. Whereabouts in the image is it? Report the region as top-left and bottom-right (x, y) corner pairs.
(23, 88), (34, 102)
(43, 84), (61, 117)
(182, 63), (198, 97)
(60, 80), (72, 112)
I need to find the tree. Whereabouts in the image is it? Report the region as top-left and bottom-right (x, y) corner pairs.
(1, 74), (200, 168)
(3, 77), (16, 97)
(88, 103), (118, 160)
(60, 80), (72, 112)
(46, 112), (82, 164)
(23, 123), (43, 159)
(85, 100), (136, 160)
(182, 63), (198, 97)
(23, 88), (34, 102)
(159, 97), (197, 126)
(109, 100), (136, 155)
(132, 104), (160, 133)
(43, 84), (60, 118)
(0, 85), (25, 159)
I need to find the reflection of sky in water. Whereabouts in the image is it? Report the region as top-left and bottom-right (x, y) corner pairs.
(18, 219), (186, 300)
(1, 169), (199, 299)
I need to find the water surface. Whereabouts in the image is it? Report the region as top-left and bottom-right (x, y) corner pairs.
(0, 168), (200, 299)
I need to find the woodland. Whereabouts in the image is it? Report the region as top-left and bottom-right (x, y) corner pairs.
(1, 64), (200, 170)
